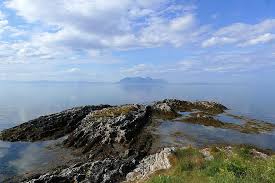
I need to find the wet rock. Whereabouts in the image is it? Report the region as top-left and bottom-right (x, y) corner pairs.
(179, 114), (275, 134)
(0, 105), (111, 142)
(180, 115), (225, 128)
(125, 147), (175, 182)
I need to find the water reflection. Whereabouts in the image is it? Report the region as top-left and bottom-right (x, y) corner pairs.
(215, 114), (244, 125)
(155, 121), (275, 150)
(0, 82), (275, 131)
(0, 139), (76, 181)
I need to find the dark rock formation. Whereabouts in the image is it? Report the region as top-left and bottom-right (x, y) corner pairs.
(21, 104), (152, 183)
(0, 105), (111, 142)
(152, 102), (180, 119)
(153, 99), (227, 116)
(64, 104), (152, 155)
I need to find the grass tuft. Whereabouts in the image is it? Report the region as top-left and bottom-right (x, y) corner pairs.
(146, 146), (275, 183)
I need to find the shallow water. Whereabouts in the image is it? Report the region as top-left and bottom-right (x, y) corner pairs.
(154, 121), (275, 151)
(215, 114), (244, 125)
(0, 82), (275, 178)
(0, 138), (77, 181)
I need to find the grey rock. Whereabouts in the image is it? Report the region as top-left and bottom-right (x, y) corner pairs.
(154, 99), (227, 116)
(24, 104), (152, 183)
(126, 147), (175, 182)
(64, 104), (151, 155)
(0, 105), (111, 142)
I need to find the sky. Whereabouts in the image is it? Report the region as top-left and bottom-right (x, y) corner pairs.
(0, 0), (275, 82)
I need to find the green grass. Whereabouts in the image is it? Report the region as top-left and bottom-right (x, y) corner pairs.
(146, 146), (275, 183)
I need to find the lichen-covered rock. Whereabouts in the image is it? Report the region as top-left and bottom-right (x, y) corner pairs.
(0, 105), (111, 142)
(125, 148), (175, 182)
(154, 99), (193, 112)
(25, 158), (136, 183)
(152, 103), (180, 119)
(251, 149), (268, 159)
(153, 99), (227, 119)
(200, 148), (214, 161)
(23, 105), (153, 183)
(64, 104), (151, 155)
(193, 101), (228, 114)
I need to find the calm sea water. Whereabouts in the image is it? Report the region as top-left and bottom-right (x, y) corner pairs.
(0, 82), (275, 179)
(0, 82), (275, 129)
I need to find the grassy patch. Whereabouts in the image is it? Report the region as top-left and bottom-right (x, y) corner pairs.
(146, 146), (275, 183)
(92, 105), (139, 118)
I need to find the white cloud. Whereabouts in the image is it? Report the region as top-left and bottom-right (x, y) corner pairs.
(240, 33), (275, 46)
(5, 0), (200, 52)
(121, 50), (275, 76)
(65, 68), (80, 73)
(0, 11), (8, 34)
(202, 37), (236, 47)
(202, 19), (275, 47)
(121, 64), (151, 76)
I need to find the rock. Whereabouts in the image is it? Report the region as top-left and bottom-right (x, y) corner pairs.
(193, 101), (228, 114)
(23, 104), (153, 183)
(156, 99), (193, 112)
(153, 99), (227, 119)
(0, 105), (111, 142)
(152, 103), (179, 119)
(125, 147), (175, 182)
(25, 158), (136, 183)
(0, 99), (227, 142)
(200, 148), (214, 161)
(251, 149), (268, 159)
(64, 104), (151, 155)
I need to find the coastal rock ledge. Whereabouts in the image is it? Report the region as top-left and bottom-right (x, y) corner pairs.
(0, 99), (228, 183)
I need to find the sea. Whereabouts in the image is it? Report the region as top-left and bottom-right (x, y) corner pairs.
(0, 81), (275, 180)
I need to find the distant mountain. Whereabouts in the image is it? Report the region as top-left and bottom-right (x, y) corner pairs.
(119, 77), (167, 84)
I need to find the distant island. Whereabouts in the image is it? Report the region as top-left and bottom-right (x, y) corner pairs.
(119, 77), (167, 84)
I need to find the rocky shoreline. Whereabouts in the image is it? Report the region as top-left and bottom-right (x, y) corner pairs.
(0, 99), (274, 183)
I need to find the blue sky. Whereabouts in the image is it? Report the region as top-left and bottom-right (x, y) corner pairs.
(0, 0), (275, 82)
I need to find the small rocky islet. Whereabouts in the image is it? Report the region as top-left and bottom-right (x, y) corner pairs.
(1, 99), (275, 183)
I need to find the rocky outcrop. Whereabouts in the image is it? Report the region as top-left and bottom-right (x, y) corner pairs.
(21, 104), (152, 183)
(152, 102), (180, 119)
(0, 99), (227, 142)
(0, 105), (111, 142)
(64, 104), (151, 155)
(125, 147), (175, 182)
(0, 99), (231, 182)
(152, 99), (227, 119)
(25, 158), (136, 183)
